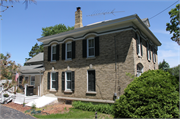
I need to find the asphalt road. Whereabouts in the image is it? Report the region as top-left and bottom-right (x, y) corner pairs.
(0, 104), (36, 119)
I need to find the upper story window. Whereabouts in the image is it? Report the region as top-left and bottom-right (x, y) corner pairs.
(51, 44), (56, 61)
(66, 42), (72, 60)
(48, 44), (59, 62)
(147, 42), (151, 61)
(62, 41), (75, 60)
(152, 47), (156, 63)
(136, 33), (143, 57)
(87, 38), (95, 57)
(82, 36), (99, 58)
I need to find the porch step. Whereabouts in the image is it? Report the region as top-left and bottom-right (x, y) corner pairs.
(13, 93), (40, 104)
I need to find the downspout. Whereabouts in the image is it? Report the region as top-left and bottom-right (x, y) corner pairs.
(114, 35), (117, 100)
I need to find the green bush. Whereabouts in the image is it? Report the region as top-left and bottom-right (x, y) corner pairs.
(72, 101), (114, 114)
(113, 69), (179, 118)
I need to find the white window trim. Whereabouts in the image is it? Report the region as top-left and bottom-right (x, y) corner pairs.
(87, 69), (96, 92)
(153, 48), (156, 63)
(147, 42), (150, 61)
(87, 37), (95, 58)
(65, 41), (72, 60)
(51, 44), (56, 62)
(50, 72), (56, 90)
(65, 71), (72, 91)
(137, 34), (141, 57)
(30, 76), (35, 86)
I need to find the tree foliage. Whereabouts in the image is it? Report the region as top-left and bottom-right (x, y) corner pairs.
(158, 59), (170, 71)
(29, 43), (43, 58)
(168, 64), (180, 79)
(0, 53), (21, 79)
(41, 24), (74, 37)
(0, 0), (36, 13)
(113, 70), (179, 118)
(26, 24), (74, 62)
(166, 4), (180, 45)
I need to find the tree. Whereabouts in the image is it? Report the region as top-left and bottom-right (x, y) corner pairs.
(166, 4), (180, 45)
(25, 24), (74, 62)
(41, 24), (74, 37)
(158, 59), (170, 71)
(0, 0), (36, 13)
(0, 53), (21, 80)
(168, 64), (180, 79)
(113, 70), (179, 118)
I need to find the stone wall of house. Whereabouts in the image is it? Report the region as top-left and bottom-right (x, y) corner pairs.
(42, 30), (159, 100)
(132, 32), (158, 75)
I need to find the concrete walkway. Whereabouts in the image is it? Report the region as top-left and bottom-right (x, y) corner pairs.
(0, 104), (36, 119)
(13, 93), (40, 104)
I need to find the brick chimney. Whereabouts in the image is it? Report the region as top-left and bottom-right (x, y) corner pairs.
(74, 7), (83, 29)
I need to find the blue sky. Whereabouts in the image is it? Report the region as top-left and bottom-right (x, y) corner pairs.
(0, 0), (179, 68)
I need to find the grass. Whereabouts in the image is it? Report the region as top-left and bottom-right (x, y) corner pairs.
(34, 108), (114, 119)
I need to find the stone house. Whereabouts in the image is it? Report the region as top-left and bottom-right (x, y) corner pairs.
(19, 53), (44, 96)
(37, 7), (161, 103)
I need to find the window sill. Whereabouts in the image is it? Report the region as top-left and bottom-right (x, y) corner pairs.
(148, 59), (151, 62)
(86, 91), (97, 94)
(86, 57), (96, 60)
(49, 89), (57, 92)
(64, 59), (72, 62)
(50, 61), (56, 63)
(64, 90), (73, 94)
(138, 55), (142, 58)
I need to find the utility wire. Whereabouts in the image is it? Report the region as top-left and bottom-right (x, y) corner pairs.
(149, 0), (179, 20)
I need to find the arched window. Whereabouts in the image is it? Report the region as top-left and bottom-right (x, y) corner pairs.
(137, 63), (143, 77)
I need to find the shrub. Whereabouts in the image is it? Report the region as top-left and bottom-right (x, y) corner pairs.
(72, 101), (114, 114)
(31, 103), (36, 109)
(113, 69), (179, 118)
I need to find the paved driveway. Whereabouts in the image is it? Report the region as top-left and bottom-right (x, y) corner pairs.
(0, 104), (36, 119)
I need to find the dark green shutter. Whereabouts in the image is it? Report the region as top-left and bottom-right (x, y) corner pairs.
(72, 41), (75, 59)
(95, 37), (99, 56)
(62, 43), (65, 60)
(48, 72), (50, 90)
(56, 44), (59, 61)
(48, 46), (51, 61)
(71, 71), (75, 91)
(55, 72), (59, 90)
(82, 39), (87, 58)
(140, 37), (143, 56)
(62, 72), (65, 91)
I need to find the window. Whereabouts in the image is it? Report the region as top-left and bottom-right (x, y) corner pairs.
(152, 47), (156, 63)
(66, 72), (72, 90)
(48, 44), (59, 61)
(82, 37), (99, 58)
(137, 63), (143, 77)
(136, 33), (143, 57)
(47, 72), (58, 90)
(147, 42), (151, 61)
(66, 42), (72, 60)
(51, 44), (56, 61)
(19, 76), (23, 84)
(25, 77), (28, 83)
(30, 76), (35, 86)
(87, 38), (95, 57)
(87, 70), (95, 92)
(51, 72), (57, 89)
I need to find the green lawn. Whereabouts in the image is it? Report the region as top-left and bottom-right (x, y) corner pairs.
(34, 108), (114, 119)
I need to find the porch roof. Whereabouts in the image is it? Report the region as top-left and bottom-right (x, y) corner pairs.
(20, 64), (44, 73)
